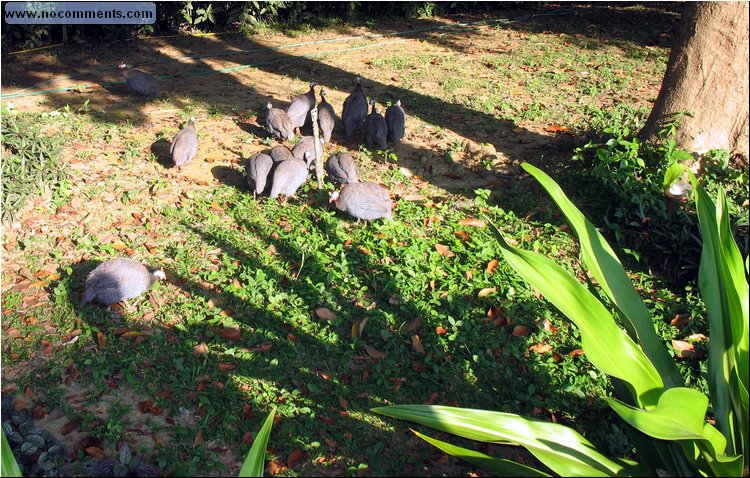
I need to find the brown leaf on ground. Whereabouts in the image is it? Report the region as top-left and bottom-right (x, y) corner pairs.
(543, 124), (570, 133)
(193, 343), (209, 356)
(210, 201), (224, 211)
(364, 344), (388, 360)
(672, 340), (696, 358)
(6, 328), (22, 339)
(214, 327), (242, 341)
(218, 362), (236, 371)
(112, 241), (128, 251)
(569, 349), (585, 357)
(287, 449), (307, 468)
(315, 307), (337, 321)
(435, 244), (456, 257)
(96, 332), (107, 349)
(152, 434), (167, 447)
(86, 447), (106, 459)
(247, 342), (273, 353)
(266, 460), (288, 475)
(486, 259), (499, 275)
(411, 335), (425, 355)
(454, 230), (470, 242)
(670, 313), (691, 329)
(193, 431), (203, 447)
(402, 194), (427, 201)
(512, 325), (529, 337)
(61, 420), (80, 435)
(529, 343), (553, 354)
(478, 287), (496, 298)
(458, 218), (486, 227)
(435, 326), (448, 335)
(403, 316), (423, 332)
(338, 397), (350, 410)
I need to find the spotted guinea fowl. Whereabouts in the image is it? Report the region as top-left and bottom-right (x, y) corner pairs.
(82, 258), (165, 307)
(269, 152), (310, 199)
(342, 75), (368, 137)
(119, 63), (160, 96)
(245, 152), (274, 197)
(269, 145), (296, 163)
(317, 89), (337, 143)
(325, 153), (360, 184)
(385, 100), (405, 144)
(286, 81), (317, 131)
(365, 100), (388, 151)
(292, 136), (322, 169)
(266, 101), (295, 141)
(170, 117), (197, 168)
(329, 181), (392, 221)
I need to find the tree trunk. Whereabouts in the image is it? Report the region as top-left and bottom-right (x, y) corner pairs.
(640, 2), (749, 159)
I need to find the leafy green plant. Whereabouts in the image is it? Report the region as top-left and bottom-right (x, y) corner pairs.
(80, 444), (157, 477)
(374, 162), (748, 476)
(2, 398), (67, 477)
(2, 429), (23, 477)
(1, 114), (67, 225)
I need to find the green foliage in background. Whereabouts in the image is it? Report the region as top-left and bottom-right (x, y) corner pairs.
(1, 112), (68, 226)
(375, 162), (749, 476)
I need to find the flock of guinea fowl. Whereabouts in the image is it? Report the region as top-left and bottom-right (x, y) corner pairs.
(81, 64), (407, 309)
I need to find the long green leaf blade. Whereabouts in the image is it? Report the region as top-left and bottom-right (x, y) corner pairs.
(522, 162), (682, 392)
(2, 430), (22, 478)
(489, 223), (663, 404)
(374, 405), (646, 476)
(238, 407), (276, 477)
(412, 429), (552, 477)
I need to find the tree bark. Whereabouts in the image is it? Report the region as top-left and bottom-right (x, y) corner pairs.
(640, 2), (749, 159)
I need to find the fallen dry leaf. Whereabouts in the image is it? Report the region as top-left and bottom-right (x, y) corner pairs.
(670, 313), (691, 329)
(364, 344), (388, 360)
(218, 362), (236, 371)
(214, 327), (242, 341)
(86, 446), (106, 459)
(266, 459), (288, 475)
(247, 342), (273, 353)
(287, 449), (307, 468)
(529, 343), (553, 354)
(193, 343), (209, 356)
(402, 194), (427, 201)
(435, 244), (456, 258)
(112, 241), (128, 251)
(568, 349), (585, 357)
(403, 317), (424, 332)
(512, 325), (530, 337)
(210, 201), (224, 211)
(486, 259), (499, 275)
(672, 339), (696, 358)
(454, 230), (471, 242)
(458, 218), (486, 227)
(411, 335), (425, 355)
(315, 307), (337, 321)
(543, 124), (570, 133)
(478, 287), (496, 298)
(338, 397), (351, 410)
(435, 326), (448, 335)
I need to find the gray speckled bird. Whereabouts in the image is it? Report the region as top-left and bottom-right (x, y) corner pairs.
(292, 136), (322, 169)
(82, 258), (165, 306)
(325, 153), (360, 184)
(342, 75), (368, 137)
(246, 152), (274, 197)
(318, 89), (337, 143)
(170, 117), (197, 168)
(365, 100), (388, 151)
(269, 145), (295, 163)
(329, 181), (392, 221)
(385, 100), (405, 144)
(286, 81), (316, 130)
(266, 102), (295, 141)
(269, 153), (310, 199)
(119, 63), (160, 96)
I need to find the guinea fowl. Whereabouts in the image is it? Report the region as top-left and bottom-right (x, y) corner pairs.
(342, 75), (368, 138)
(325, 153), (360, 184)
(269, 152), (310, 200)
(292, 136), (322, 169)
(286, 81), (317, 131)
(330, 181), (392, 221)
(245, 152), (274, 197)
(266, 101), (295, 141)
(385, 100), (405, 144)
(365, 100), (388, 151)
(317, 89), (337, 143)
(119, 63), (160, 96)
(82, 258), (165, 307)
(170, 117), (197, 168)
(269, 145), (296, 163)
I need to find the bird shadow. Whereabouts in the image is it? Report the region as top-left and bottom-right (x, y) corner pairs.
(150, 139), (173, 169)
(210, 165), (246, 190)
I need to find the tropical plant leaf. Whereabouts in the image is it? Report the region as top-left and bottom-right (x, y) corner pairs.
(411, 428), (551, 477)
(373, 405), (644, 476)
(238, 407), (276, 477)
(2, 429), (22, 477)
(488, 221), (663, 405)
(521, 163), (682, 393)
